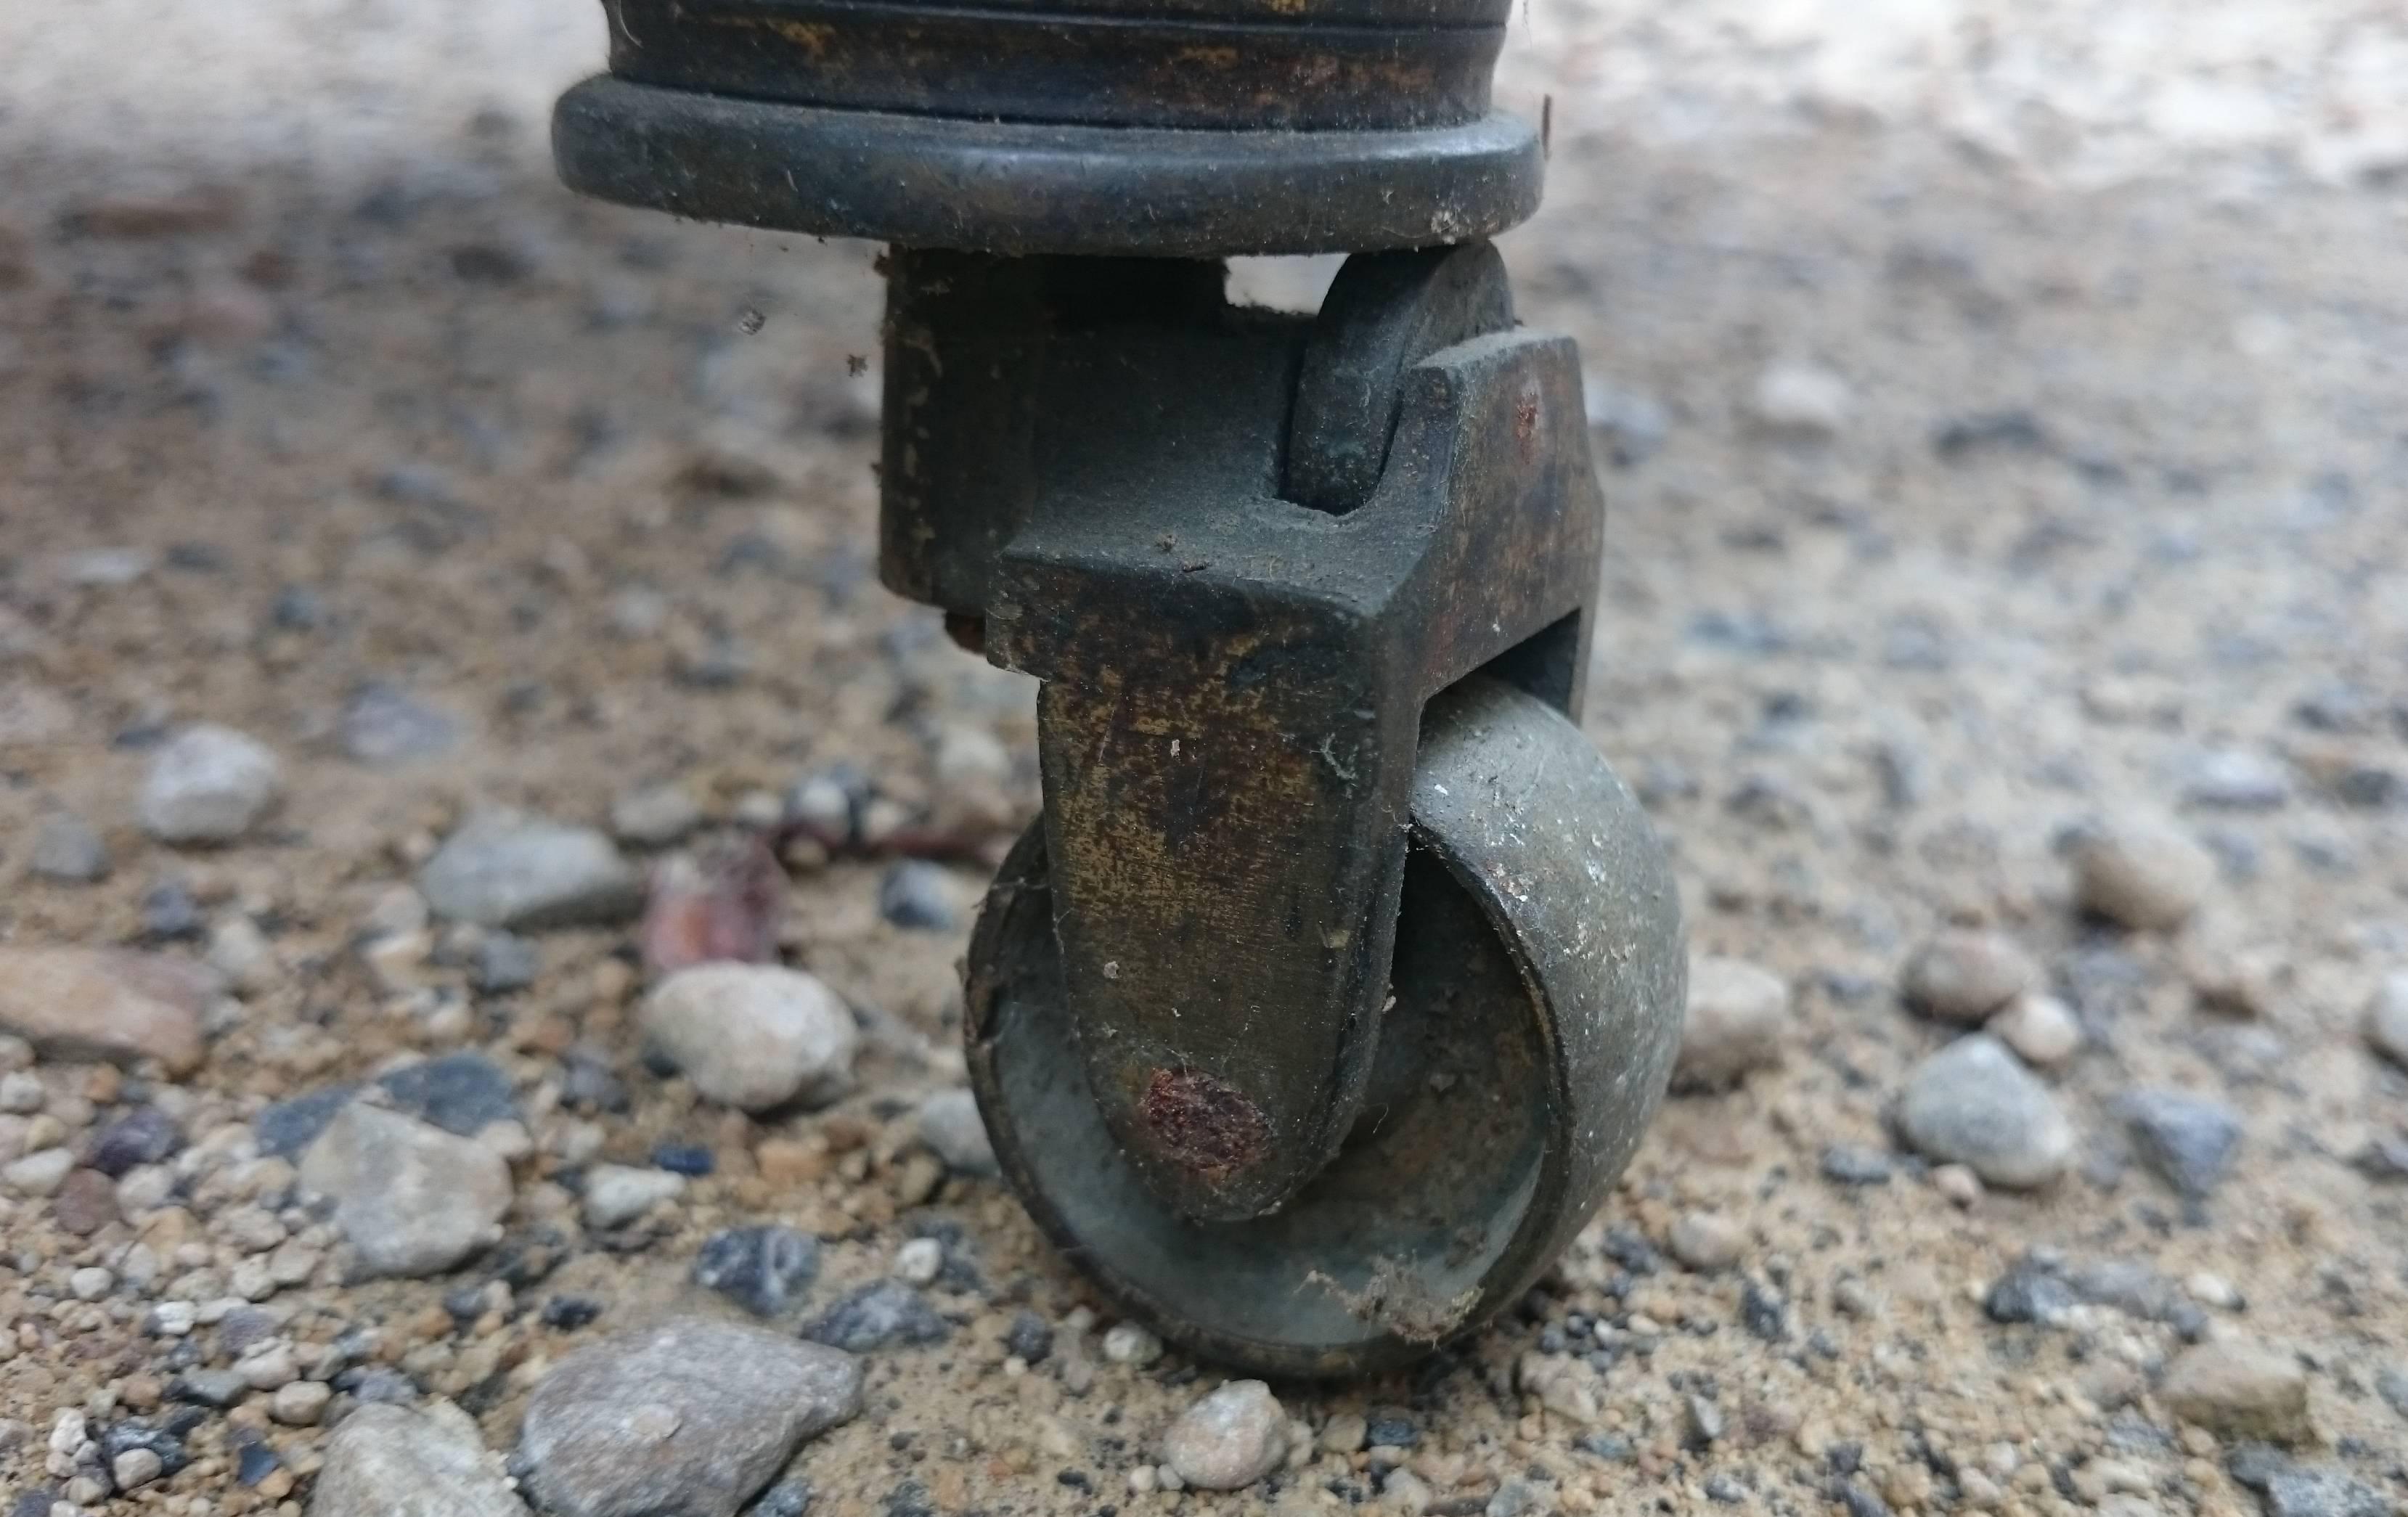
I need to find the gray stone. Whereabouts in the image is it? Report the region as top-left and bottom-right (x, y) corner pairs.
(2119, 1089), (2242, 1199)
(611, 782), (703, 847)
(915, 1088), (997, 1176)
(314, 1401), (526, 1517)
(691, 1225), (820, 1318)
(2068, 817), (2215, 931)
(380, 1051), (521, 1137)
(1673, 955), (1789, 1091)
(299, 1104), (512, 1277)
(2182, 748), (2292, 811)
(0, 947), (212, 1075)
(1667, 1211), (1745, 1272)
(1902, 929), (2037, 1023)
(1162, 1380), (1287, 1492)
(340, 683), (462, 766)
(1746, 361), (1852, 438)
(420, 817), (642, 931)
(582, 1164), (685, 1230)
(802, 1280), (949, 1352)
(2162, 1338), (2311, 1444)
(140, 725), (282, 844)
(640, 964), (857, 1113)
(1895, 1035), (2073, 1189)
(28, 813), (108, 883)
(474, 933), (540, 994)
(876, 861), (958, 931)
(518, 1317), (862, 1517)
(1987, 991), (2082, 1067)
(2259, 1466), (2388, 1517)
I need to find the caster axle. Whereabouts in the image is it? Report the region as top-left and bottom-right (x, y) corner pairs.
(555, 0), (1686, 1375)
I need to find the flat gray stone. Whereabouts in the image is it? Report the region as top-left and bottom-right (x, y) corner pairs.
(140, 724), (282, 844)
(518, 1317), (862, 1517)
(313, 1401), (526, 1517)
(300, 1104), (512, 1278)
(420, 817), (642, 931)
(1895, 1034), (2073, 1189)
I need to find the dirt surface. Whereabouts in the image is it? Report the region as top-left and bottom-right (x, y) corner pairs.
(3, 5), (2407, 1517)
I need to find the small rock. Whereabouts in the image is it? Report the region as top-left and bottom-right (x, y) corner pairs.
(113, 1447), (165, 1490)
(380, 1052), (522, 1137)
(1895, 1035), (2073, 1189)
(1902, 930), (2036, 1023)
(2363, 972), (2408, 1069)
(86, 1107), (181, 1177)
(1747, 361), (1853, 437)
(313, 1401), (526, 1517)
(1673, 955), (1789, 1091)
(693, 1225), (821, 1317)
(2160, 1338), (2311, 1445)
(2119, 1089), (2242, 1201)
(1821, 1145), (1893, 1186)
(139, 725), (282, 844)
(639, 839), (785, 978)
(1162, 1381), (1287, 1491)
(2068, 818), (2215, 931)
(877, 862), (959, 931)
(3, 1147), (74, 1195)
(51, 1168), (118, 1235)
(641, 964), (858, 1113)
(2256, 1464), (2390, 1517)
(206, 917), (278, 994)
(1004, 1310), (1053, 1365)
(518, 1317), (862, 1517)
(420, 817), (643, 931)
(2182, 748), (2291, 811)
(612, 783), (703, 846)
(1984, 1259), (2078, 1325)
(0, 948), (211, 1074)
(299, 1104), (513, 1277)
(28, 813), (108, 883)
(340, 683), (461, 767)
(269, 1380), (332, 1426)
(802, 1280), (948, 1352)
(582, 1164), (685, 1230)
(915, 1088), (997, 1176)
(253, 1084), (363, 1160)
(1987, 991), (2082, 1067)
(1667, 1211), (1745, 1272)
(893, 1238), (942, 1285)
(474, 933), (541, 994)
(1102, 1322), (1163, 1367)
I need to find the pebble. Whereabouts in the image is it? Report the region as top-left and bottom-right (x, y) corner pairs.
(639, 838), (786, 978)
(205, 917), (278, 994)
(2182, 748), (2292, 810)
(1901, 929), (2037, 1023)
(313, 1401), (526, 1517)
(915, 1088), (998, 1175)
(0, 948), (211, 1074)
(2363, 971), (2408, 1069)
(51, 1169), (118, 1235)
(2160, 1338), (2311, 1444)
(380, 1050), (523, 1137)
(1895, 1035), (2074, 1189)
(1005, 1309), (1054, 1364)
(340, 682), (461, 766)
(2068, 817), (2215, 931)
(1986, 991), (2082, 1067)
(894, 1237), (943, 1285)
(1102, 1322), (1164, 1367)
(1162, 1381), (1287, 1491)
(1747, 360), (1853, 436)
(111, 1447), (164, 1490)
(2252, 1464), (2389, 1517)
(582, 1164), (685, 1230)
(1667, 1211), (1746, 1272)
(474, 931), (541, 994)
(2118, 1089), (2242, 1200)
(640, 964), (858, 1112)
(1820, 1145), (1893, 1185)
(1673, 954), (1790, 1090)
(518, 1317), (863, 1517)
(802, 1280), (949, 1352)
(28, 813), (108, 883)
(139, 724), (283, 844)
(877, 861), (959, 931)
(611, 782), (704, 846)
(269, 1381), (332, 1426)
(298, 1103), (513, 1277)
(4, 1147), (74, 1196)
(693, 1225), (821, 1317)
(419, 816), (644, 930)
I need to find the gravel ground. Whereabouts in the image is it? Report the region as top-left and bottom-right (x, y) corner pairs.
(2, 4), (2407, 1517)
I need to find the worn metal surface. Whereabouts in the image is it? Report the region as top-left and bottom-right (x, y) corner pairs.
(962, 252), (1602, 1220)
(965, 676), (1686, 1376)
(553, 78), (1540, 258)
(598, 0), (1509, 134)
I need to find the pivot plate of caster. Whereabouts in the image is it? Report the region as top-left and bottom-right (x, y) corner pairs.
(968, 676), (1682, 1376)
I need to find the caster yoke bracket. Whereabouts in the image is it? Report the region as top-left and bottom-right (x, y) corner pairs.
(883, 247), (1606, 1221)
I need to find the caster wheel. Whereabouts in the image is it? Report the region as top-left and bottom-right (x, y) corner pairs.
(965, 676), (1685, 1377)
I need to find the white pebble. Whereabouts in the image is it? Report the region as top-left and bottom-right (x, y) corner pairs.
(1103, 1322), (1164, 1367)
(67, 1268), (112, 1302)
(894, 1237), (943, 1285)
(139, 724), (283, 845)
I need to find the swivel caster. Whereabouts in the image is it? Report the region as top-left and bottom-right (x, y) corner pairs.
(556, 0), (1688, 1375)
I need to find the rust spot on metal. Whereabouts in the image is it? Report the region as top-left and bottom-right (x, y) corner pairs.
(1141, 1066), (1270, 1182)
